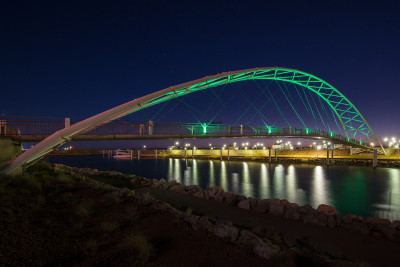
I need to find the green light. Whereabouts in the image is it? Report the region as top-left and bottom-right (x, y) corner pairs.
(330, 132), (334, 137)
(268, 127), (272, 134)
(202, 123), (207, 134)
(305, 128), (309, 134)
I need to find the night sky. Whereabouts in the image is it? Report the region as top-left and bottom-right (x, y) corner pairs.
(1, 1), (400, 148)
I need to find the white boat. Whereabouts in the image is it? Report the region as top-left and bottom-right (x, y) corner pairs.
(113, 149), (131, 159)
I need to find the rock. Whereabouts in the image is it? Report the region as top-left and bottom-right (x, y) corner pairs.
(317, 204), (338, 216)
(184, 185), (201, 195)
(253, 200), (269, 213)
(342, 214), (357, 224)
(283, 206), (301, 221)
(236, 230), (277, 259)
(222, 192), (236, 205)
(338, 221), (371, 235)
(301, 210), (327, 227)
(365, 217), (390, 225)
(298, 204), (313, 215)
(206, 187), (225, 201)
(248, 198), (259, 210)
(389, 220), (400, 229)
(237, 199), (251, 210)
(197, 216), (215, 232)
(232, 195), (247, 207)
(267, 200), (285, 216)
(193, 188), (205, 198)
(372, 224), (400, 242)
(183, 215), (198, 227)
(169, 184), (185, 193)
(214, 222), (239, 242)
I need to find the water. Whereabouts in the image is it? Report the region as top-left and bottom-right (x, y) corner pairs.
(47, 155), (400, 220)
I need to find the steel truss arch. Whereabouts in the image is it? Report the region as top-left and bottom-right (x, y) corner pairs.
(2, 67), (384, 174)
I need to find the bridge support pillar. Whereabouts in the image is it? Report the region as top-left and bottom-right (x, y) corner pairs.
(269, 148), (271, 163)
(220, 148), (223, 161)
(331, 149), (334, 164)
(184, 149), (186, 160)
(275, 149), (277, 162)
(192, 149), (194, 160)
(227, 149), (230, 161)
(326, 149), (330, 165)
(373, 148), (377, 168)
(148, 121), (154, 135)
(162, 150), (165, 159)
(155, 149), (157, 159)
(139, 124), (144, 135)
(138, 150), (140, 159)
(240, 125), (243, 135)
(130, 149), (133, 159)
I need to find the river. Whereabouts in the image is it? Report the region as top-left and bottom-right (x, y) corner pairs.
(47, 155), (400, 220)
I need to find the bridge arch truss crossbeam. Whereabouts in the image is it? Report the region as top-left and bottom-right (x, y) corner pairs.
(1, 67), (384, 174)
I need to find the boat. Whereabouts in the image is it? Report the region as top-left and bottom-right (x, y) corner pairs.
(113, 149), (131, 159)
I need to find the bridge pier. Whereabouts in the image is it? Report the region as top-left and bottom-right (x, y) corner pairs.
(0, 137), (22, 170)
(227, 148), (230, 161)
(373, 148), (377, 168)
(162, 150), (165, 159)
(269, 148), (271, 163)
(137, 149), (140, 159)
(184, 149), (186, 160)
(331, 149), (334, 164)
(275, 149), (277, 162)
(220, 148), (222, 161)
(155, 149), (157, 159)
(326, 149), (330, 165)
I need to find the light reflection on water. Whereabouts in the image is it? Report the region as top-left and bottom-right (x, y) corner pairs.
(48, 155), (400, 220)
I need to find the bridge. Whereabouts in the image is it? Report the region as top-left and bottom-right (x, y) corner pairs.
(1, 67), (385, 174)
(1, 119), (376, 149)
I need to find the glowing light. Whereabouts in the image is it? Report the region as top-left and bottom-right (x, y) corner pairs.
(383, 137), (388, 142)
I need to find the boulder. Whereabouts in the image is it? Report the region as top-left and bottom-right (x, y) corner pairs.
(169, 184), (185, 193)
(237, 199), (251, 210)
(206, 187), (225, 201)
(301, 210), (327, 227)
(317, 204), (338, 216)
(389, 220), (400, 230)
(236, 230), (277, 259)
(283, 206), (301, 221)
(222, 192), (236, 205)
(214, 222), (239, 242)
(183, 215), (198, 227)
(184, 185), (201, 195)
(298, 204), (313, 215)
(365, 217), (390, 225)
(197, 216), (215, 232)
(193, 188), (205, 198)
(253, 199), (269, 213)
(248, 198), (259, 210)
(267, 200), (285, 216)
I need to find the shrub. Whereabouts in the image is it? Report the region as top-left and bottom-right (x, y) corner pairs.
(125, 206), (140, 224)
(74, 200), (93, 218)
(107, 190), (124, 204)
(118, 233), (155, 266)
(99, 220), (120, 234)
(83, 240), (98, 257)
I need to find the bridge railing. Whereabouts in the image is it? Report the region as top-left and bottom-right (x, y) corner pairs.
(0, 119), (370, 147)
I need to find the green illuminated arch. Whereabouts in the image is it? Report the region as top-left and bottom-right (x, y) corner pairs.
(140, 67), (380, 145)
(3, 67), (384, 174)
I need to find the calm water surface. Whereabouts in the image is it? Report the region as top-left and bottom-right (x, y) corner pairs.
(47, 155), (400, 220)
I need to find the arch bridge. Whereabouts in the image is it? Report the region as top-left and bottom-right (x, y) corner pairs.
(1, 67), (384, 174)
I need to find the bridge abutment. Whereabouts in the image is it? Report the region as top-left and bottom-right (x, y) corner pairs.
(0, 136), (22, 171)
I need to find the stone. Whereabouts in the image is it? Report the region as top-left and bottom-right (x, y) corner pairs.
(317, 204), (338, 216)
(253, 199), (269, 213)
(184, 185), (201, 195)
(365, 217), (390, 225)
(222, 192), (236, 205)
(301, 211), (327, 227)
(248, 198), (259, 210)
(197, 216), (215, 232)
(169, 184), (185, 193)
(237, 199), (251, 210)
(283, 206), (301, 221)
(183, 215), (198, 227)
(193, 189), (205, 198)
(388, 220), (400, 229)
(214, 221), (239, 242)
(267, 200), (285, 216)
(236, 230), (277, 260)
(298, 204), (313, 215)
(207, 186), (224, 201)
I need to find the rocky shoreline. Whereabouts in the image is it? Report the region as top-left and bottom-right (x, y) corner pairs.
(55, 164), (400, 265)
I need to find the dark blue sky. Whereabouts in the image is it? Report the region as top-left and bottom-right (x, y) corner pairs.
(1, 0), (400, 147)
